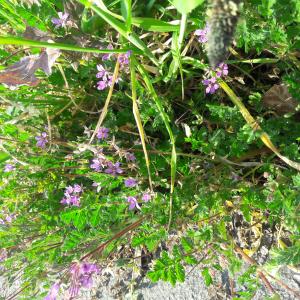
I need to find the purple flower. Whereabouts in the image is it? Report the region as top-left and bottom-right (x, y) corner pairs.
(80, 262), (99, 274)
(44, 283), (60, 300)
(0, 214), (16, 225)
(142, 193), (151, 202)
(35, 132), (48, 148)
(124, 178), (137, 188)
(107, 75), (119, 86)
(202, 77), (219, 94)
(5, 215), (12, 223)
(69, 262), (99, 297)
(90, 158), (103, 172)
(125, 152), (136, 162)
(61, 195), (80, 207)
(127, 196), (141, 210)
(97, 80), (108, 90)
(105, 161), (123, 176)
(96, 64), (107, 78)
(118, 51), (131, 66)
(51, 12), (69, 28)
(65, 185), (74, 195)
(73, 184), (82, 193)
(97, 127), (109, 140)
(4, 164), (15, 173)
(195, 25), (209, 43)
(215, 63), (228, 77)
(102, 44), (114, 61)
(61, 184), (83, 207)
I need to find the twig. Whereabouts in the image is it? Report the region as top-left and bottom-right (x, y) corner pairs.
(6, 284), (30, 300)
(80, 216), (146, 261)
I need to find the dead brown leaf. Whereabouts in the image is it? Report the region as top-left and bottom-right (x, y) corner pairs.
(23, 26), (52, 41)
(0, 48), (60, 89)
(262, 84), (298, 115)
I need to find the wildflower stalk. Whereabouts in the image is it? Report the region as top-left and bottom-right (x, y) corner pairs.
(130, 56), (153, 191)
(89, 58), (120, 144)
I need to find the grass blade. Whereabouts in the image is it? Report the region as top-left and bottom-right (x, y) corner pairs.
(0, 36), (131, 54)
(130, 57), (153, 191)
(121, 0), (132, 31)
(135, 59), (177, 229)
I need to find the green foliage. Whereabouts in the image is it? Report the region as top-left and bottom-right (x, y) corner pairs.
(0, 0), (299, 298)
(147, 251), (185, 286)
(171, 0), (204, 14)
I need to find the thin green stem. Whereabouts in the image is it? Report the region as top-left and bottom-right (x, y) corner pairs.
(0, 36), (133, 54)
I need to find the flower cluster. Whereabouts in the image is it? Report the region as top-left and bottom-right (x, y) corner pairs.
(125, 152), (136, 162)
(96, 47), (131, 90)
(195, 25), (209, 43)
(96, 64), (118, 90)
(0, 213), (16, 225)
(215, 63), (228, 78)
(118, 51), (131, 69)
(91, 158), (123, 176)
(105, 161), (123, 176)
(51, 12), (70, 28)
(202, 77), (219, 94)
(3, 163), (15, 173)
(68, 262), (99, 298)
(102, 44), (114, 61)
(44, 283), (60, 300)
(142, 193), (151, 202)
(124, 178), (137, 187)
(97, 127), (109, 140)
(60, 184), (83, 207)
(202, 63), (229, 94)
(44, 262), (99, 300)
(35, 132), (48, 148)
(126, 192), (152, 210)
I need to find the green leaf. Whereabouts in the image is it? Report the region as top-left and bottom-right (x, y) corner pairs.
(181, 237), (193, 252)
(184, 255), (198, 265)
(167, 267), (177, 286)
(148, 270), (161, 282)
(172, 0), (204, 14)
(132, 18), (180, 32)
(175, 263), (185, 282)
(121, 0), (132, 31)
(90, 207), (101, 227)
(201, 267), (213, 286)
(0, 151), (9, 163)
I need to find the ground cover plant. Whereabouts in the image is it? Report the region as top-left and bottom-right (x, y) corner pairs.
(0, 0), (300, 299)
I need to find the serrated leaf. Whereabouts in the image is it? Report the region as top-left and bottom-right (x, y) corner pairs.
(184, 255), (198, 265)
(175, 263), (185, 282)
(202, 267), (213, 286)
(148, 270), (161, 282)
(181, 237), (193, 252)
(167, 267), (177, 285)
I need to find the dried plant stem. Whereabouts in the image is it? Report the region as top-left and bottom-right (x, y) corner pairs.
(89, 58), (120, 144)
(80, 216), (146, 261)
